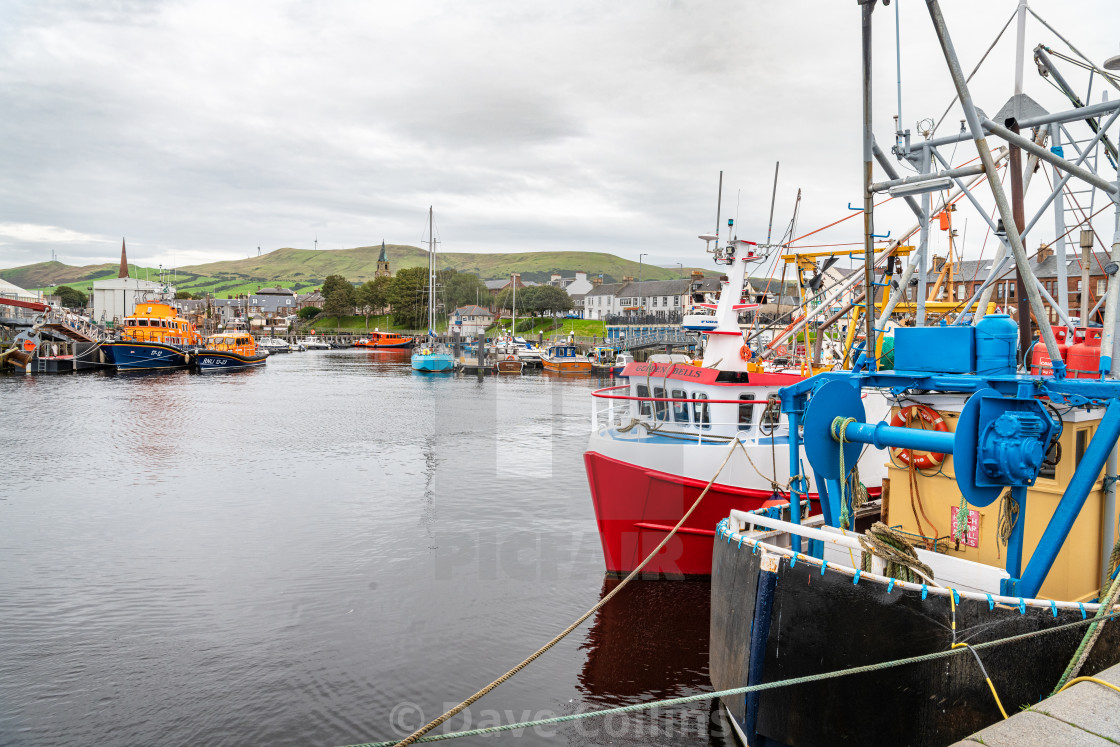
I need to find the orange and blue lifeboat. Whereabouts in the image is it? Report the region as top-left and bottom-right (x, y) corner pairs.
(194, 333), (267, 371)
(102, 302), (201, 371)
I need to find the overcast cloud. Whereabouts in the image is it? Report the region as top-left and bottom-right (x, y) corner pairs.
(0, 0), (1116, 273)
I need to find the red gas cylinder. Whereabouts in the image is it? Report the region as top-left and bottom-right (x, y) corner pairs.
(1030, 326), (1070, 375)
(1066, 327), (1103, 379)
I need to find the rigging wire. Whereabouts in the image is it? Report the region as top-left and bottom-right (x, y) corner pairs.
(932, 7), (1019, 137)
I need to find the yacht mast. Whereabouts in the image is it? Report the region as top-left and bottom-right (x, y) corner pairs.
(428, 206), (435, 336)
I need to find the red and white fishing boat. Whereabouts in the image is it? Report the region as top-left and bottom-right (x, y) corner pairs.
(583, 237), (887, 576)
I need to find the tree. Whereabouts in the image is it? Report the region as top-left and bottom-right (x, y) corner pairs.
(55, 285), (87, 309)
(388, 266), (428, 329)
(298, 306), (321, 320)
(441, 270), (488, 310)
(534, 285), (573, 315)
(323, 284), (354, 323)
(358, 276), (391, 330)
(321, 274), (352, 302)
(175, 290), (194, 300)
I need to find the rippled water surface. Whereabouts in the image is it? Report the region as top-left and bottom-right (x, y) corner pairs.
(0, 351), (728, 746)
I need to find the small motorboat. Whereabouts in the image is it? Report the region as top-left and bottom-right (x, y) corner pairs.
(194, 332), (267, 371)
(611, 351), (634, 377)
(493, 343), (525, 374)
(411, 339), (455, 372)
(298, 336), (331, 350)
(257, 337), (292, 353)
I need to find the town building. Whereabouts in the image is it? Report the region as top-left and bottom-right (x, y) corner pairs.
(448, 305), (494, 337)
(91, 240), (173, 323)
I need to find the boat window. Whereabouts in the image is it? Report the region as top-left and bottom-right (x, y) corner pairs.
(672, 389), (689, 423)
(761, 395), (781, 430)
(138, 319), (149, 326)
(1075, 428), (1088, 470)
(636, 385), (652, 417)
(692, 392), (710, 429)
(738, 395), (755, 430)
(652, 387), (668, 421)
(127, 319), (136, 326)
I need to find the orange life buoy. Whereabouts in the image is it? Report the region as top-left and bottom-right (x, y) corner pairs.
(22, 339), (36, 352)
(739, 344), (752, 361)
(506, 354), (516, 361)
(775, 344), (789, 356)
(889, 404), (947, 469)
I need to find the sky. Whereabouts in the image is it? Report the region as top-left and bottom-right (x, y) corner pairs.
(0, 0), (1116, 275)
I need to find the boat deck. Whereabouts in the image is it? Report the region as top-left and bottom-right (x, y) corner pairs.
(950, 662), (1120, 746)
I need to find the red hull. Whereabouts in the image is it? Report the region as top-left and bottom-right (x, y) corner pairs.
(584, 451), (817, 577)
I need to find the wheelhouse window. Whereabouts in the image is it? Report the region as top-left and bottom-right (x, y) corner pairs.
(672, 389), (689, 423)
(760, 395), (781, 430)
(652, 387), (668, 421)
(692, 392), (710, 429)
(738, 395), (755, 430)
(138, 319), (149, 326)
(636, 384), (652, 417)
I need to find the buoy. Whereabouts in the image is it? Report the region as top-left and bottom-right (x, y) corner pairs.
(889, 405), (947, 469)
(739, 344), (752, 361)
(775, 344), (789, 357)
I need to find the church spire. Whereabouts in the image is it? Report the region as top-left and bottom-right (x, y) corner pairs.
(378, 240), (387, 262)
(118, 238), (129, 278)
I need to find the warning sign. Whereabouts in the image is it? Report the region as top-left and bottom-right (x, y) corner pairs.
(950, 506), (980, 548)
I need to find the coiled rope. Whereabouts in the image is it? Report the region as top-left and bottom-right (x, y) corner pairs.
(831, 417), (868, 530)
(389, 438), (746, 746)
(348, 611), (1117, 746)
(1053, 564), (1120, 694)
(857, 522), (935, 584)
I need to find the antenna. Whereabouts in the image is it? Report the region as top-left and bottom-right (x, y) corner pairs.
(766, 161), (780, 245)
(714, 171), (723, 252)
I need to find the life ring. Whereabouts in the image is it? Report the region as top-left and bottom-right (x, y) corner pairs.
(22, 338), (36, 352)
(889, 404), (947, 469)
(505, 354), (516, 361)
(775, 344), (789, 356)
(739, 344), (752, 361)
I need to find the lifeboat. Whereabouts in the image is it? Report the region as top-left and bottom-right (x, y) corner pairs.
(101, 302), (201, 371)
(194, 332), (267, 371)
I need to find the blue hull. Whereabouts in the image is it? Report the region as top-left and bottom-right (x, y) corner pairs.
(102, 342), (190, 370)
(195, 351), (268, 371)
(411, 354), (455, 372)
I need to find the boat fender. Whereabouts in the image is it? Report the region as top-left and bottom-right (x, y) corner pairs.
(853, 569), (861, 585)
(739, 345), (752, 361)
(184, 352), (191, 365)
(889, 404), (947, 469)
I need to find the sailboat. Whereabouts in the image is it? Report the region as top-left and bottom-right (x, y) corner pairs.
(410, 207), (455, 373)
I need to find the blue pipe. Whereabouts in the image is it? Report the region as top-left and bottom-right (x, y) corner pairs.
(837, 420), (956, 454)
(1002, 486), (1029, 594)
(1018, 398), (1120, 598)
(788, 408), (803, 552)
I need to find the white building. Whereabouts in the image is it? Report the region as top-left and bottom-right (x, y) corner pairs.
(92, 277), (173, 323)
(449, 305), (494, 337)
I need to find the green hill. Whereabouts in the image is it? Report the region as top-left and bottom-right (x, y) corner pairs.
(3, 245), (705, 297)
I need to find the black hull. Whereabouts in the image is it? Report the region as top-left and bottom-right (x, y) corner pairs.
(710, 533), (1120, 747)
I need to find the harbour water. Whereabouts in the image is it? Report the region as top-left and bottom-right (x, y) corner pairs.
(0, 350), (728, 746)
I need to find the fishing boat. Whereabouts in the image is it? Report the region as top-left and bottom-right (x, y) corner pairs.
(354, 331), (414, 349)
(101, 301), (201, 371)
(587, 346), (618, 374)
(611, 351), (634, 377)
(709, 3), (1120, 743)
(541, 344), (592, 373)
(194, 332), (268, 371)
(584, 234), (889, 576)
(411, 207), (455, 373)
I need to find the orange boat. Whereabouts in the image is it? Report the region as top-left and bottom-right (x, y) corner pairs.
(541, 343), (592, 373)
(101, 302), (202, 370)
(353, 331), (415, 349)
(195, 332), (267, 371)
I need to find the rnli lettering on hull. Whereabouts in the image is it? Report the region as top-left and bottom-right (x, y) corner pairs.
(202, 358), (227, 366)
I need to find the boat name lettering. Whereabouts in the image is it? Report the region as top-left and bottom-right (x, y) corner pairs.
(632, 363), (701, 379)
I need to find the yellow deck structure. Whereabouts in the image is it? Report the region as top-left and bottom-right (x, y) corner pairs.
(879, 396), (1108, 602)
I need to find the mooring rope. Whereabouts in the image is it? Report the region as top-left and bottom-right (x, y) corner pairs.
(857, 521), (935, 584)
(349, 611), (1117, 747)
(388, 438), (746, 746)
(1053, 565), (1120, 693)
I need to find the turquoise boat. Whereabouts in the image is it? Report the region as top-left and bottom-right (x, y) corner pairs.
(411, 343), (454, 372)
(410, 207), (455, 373)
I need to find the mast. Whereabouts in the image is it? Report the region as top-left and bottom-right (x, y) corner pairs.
(860, 0), (877, 370)
(428, 206), (435, 337)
